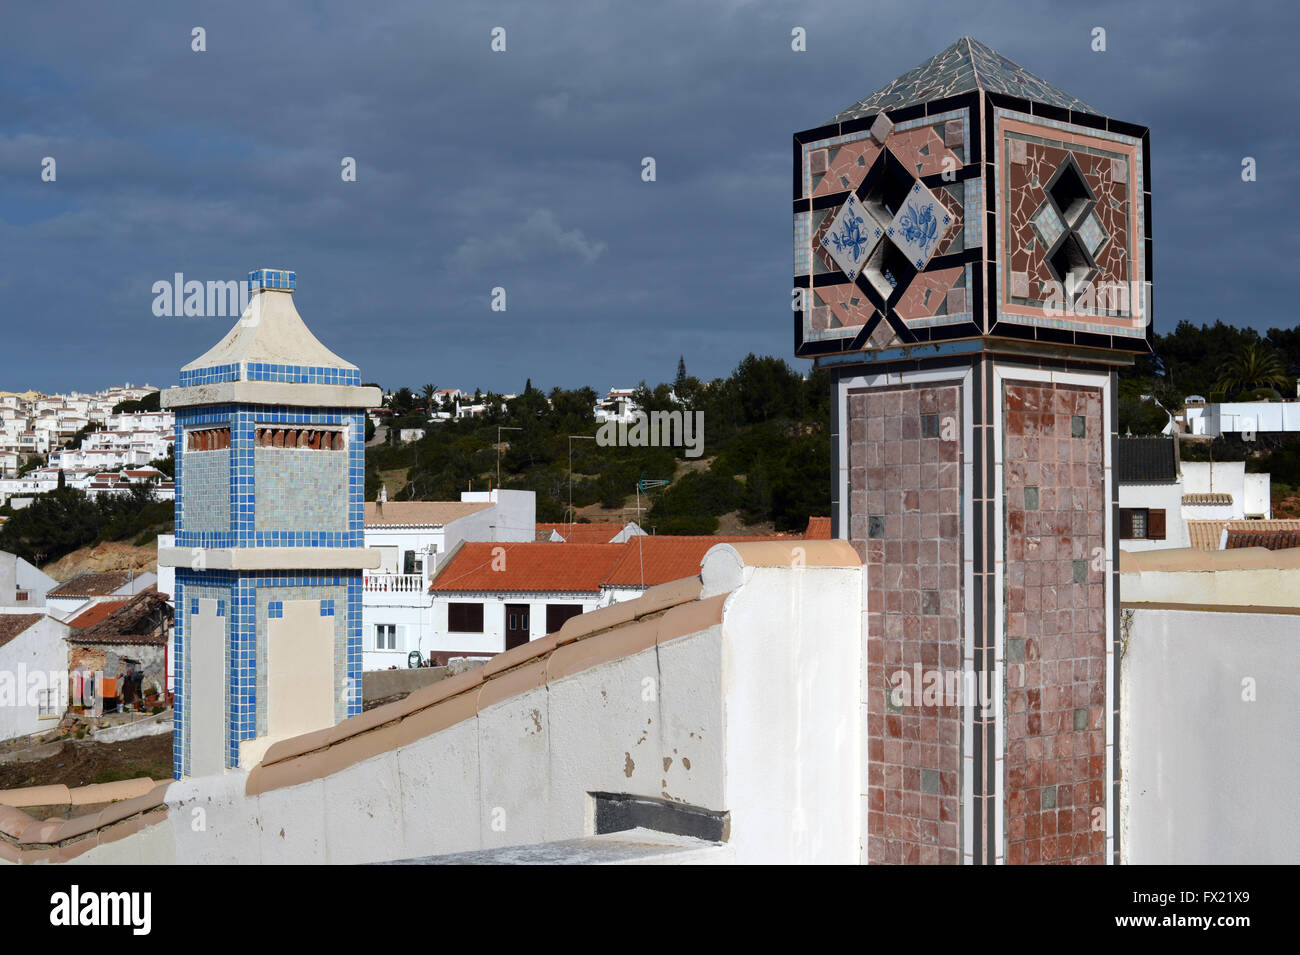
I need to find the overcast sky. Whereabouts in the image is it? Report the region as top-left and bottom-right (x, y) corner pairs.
(1, 0), (1294, 396)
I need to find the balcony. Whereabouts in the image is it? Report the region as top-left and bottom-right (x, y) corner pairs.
(363, 573), (429, 605)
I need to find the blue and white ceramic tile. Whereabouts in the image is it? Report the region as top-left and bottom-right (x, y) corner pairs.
(886, 181), (952, 270)
(820, 194), (885, 281)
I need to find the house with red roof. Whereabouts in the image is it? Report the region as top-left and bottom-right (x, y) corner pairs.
(0, 611), (70, 741)
(419, 532), (806, 665)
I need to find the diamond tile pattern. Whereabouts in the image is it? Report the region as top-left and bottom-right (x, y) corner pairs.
(886, 182), (952, 270)
(821, 194), (885, 281)
(1076, 211), (1108, 257)
(1030, 202), (1065, 249)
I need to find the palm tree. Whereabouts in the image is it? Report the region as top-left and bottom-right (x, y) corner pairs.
(421, 383), (436, 410)
(1215, 341), (1290, 399)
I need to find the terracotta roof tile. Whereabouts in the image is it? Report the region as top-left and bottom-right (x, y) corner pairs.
(65, 591), (170, 646)
(1224, 528), (1300, 551)
(1182, 492), (1233, 506)
(535, 522), (628, 543)
(601, 535), (793, 589)
(67, 599), (132, 630)
(804, 516), (832, 539)
(47, 571), (134, 598)
(363, 501), (491, 527)
(0, 614), (45, 649)
(430, 542), (623, 593)
(1186, 519), (1300, 550)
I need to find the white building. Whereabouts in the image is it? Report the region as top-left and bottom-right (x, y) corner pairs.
(0, 612), (71, 741)
(0, 550), (58, 608)
(1182, 399), (1300, 438)
(1118, 436), (1271, 551)
(422, 534), (797, 664)
(45, 571), (159, 620)
(361, 490), (535, 670)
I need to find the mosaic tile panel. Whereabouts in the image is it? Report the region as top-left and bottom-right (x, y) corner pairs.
(1002, 381), (1106, 865)
(1005, 138), (1131, 314)
(254, 447), (349, 533)
(181, 446), (231, 533)
(797, 109), (977, 352)
(849, 384), (964, 865)
(829, 37), (1095, 123)
(992, 107), (1147, 338)
(175, 405), (365, 548)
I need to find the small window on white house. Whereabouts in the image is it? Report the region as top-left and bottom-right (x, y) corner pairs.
(375, 624), (397, 650)
(38, 687), (61, 718)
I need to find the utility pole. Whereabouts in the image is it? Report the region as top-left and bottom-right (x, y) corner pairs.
(496, 426), (522, 489)
(567, 434), (596, 531)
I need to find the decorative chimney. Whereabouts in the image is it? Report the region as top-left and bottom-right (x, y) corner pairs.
(160, 268), (381, 777)
(795, 38), (1151, 864)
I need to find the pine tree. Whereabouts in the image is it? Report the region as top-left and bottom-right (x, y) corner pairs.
(674, 356), (688, 391)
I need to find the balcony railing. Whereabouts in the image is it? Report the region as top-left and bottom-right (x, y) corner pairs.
(363, 573), (426, 594)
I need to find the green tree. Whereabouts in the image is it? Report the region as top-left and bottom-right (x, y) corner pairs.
(1215, 341), (1290, 399)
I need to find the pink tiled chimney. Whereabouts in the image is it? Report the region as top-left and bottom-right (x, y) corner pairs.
(794, 38), (1151, 865)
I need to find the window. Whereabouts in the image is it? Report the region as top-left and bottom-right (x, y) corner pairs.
(37, 687), (61, 718)
(546, 604), (584, 634)
(375, 624), (397, 650)
(448, 602), (484, 633)
(1120, 508), (1166, 540)
(15, 591), (28, 602)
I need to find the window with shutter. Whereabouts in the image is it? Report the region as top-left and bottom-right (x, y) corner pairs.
(546, 604), (583, 634)
(1147, 509), (1166, 540)
(448, 602), (485, 633)
(1119, 508), (1134, 539)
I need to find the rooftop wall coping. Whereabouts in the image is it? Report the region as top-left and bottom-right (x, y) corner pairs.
(1121, 546), (1300, 574)
(0, 781), (170, 860)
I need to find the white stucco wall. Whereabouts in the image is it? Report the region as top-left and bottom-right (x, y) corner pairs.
(427, 592), (602, 658)
(1121, 605), (1300, 863)
(1117, 483), (1186, 551)
(0, 615), (69, 741)
(72, 547), (863, 864)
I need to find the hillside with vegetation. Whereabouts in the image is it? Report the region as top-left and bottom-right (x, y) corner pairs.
(366, 354), (831, 535)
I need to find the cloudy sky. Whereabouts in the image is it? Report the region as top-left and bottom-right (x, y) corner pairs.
(1, 0), (1294, 395)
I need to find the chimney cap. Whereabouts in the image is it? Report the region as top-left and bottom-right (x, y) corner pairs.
(248, 268), (295, 292)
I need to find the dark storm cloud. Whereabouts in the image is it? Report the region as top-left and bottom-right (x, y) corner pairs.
(0, 0), (1295, 394)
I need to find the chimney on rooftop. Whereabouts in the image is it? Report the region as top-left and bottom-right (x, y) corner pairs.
(377, 483), (387, 518)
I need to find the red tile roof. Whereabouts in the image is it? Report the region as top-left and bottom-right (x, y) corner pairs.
(430, 543), (624, 593)
(48, 571), (136, 598)
(1224, 528), (1300, 551)
(804, 516), (832, 539)
(601, 535), (793, 589)
(0, 614), (46, 649)
(68, 599), (132, 629)
(430, 535), (807, 594)
(535, 522), (628, 544)
(65, 591), (171, 646)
